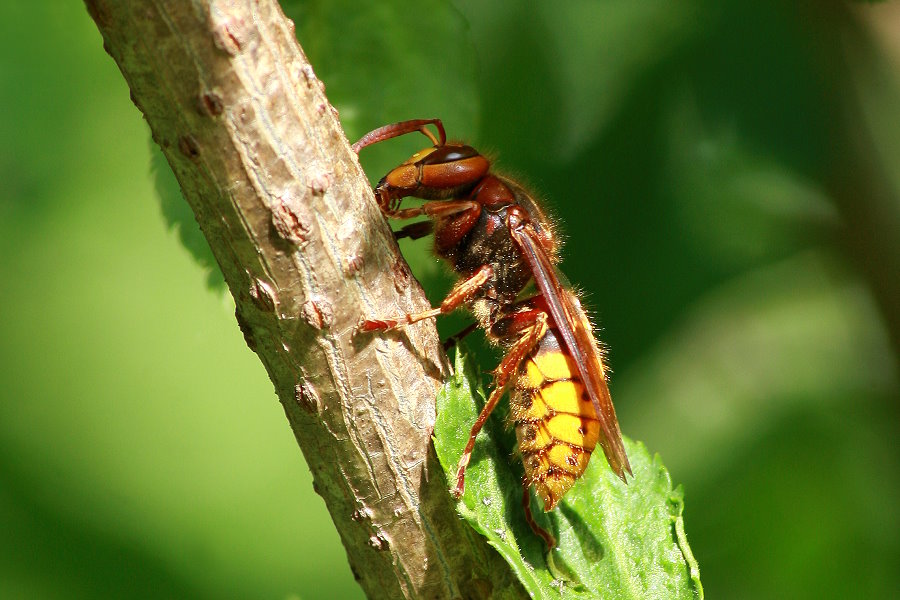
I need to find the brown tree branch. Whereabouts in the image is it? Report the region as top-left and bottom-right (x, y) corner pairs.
(84, 1), (523, 597)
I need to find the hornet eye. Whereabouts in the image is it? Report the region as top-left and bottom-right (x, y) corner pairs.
(421, 145), (479, 165)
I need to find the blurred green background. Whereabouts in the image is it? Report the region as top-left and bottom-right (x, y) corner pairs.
(2, 1), (899, 599)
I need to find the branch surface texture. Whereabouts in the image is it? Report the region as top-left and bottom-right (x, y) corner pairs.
(85, 1), (523, 597)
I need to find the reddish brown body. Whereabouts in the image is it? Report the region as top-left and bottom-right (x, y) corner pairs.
(354, 119), (631, 547)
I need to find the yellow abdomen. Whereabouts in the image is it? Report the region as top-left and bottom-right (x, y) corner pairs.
(510, 329), (601, 510)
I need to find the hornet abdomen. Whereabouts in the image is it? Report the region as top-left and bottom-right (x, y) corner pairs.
(511, 327), (601, 510)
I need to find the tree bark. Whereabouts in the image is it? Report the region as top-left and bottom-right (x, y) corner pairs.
(84, 1), (523, 598)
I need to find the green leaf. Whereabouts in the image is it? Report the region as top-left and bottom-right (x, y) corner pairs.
(434, 348), (703, 600)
